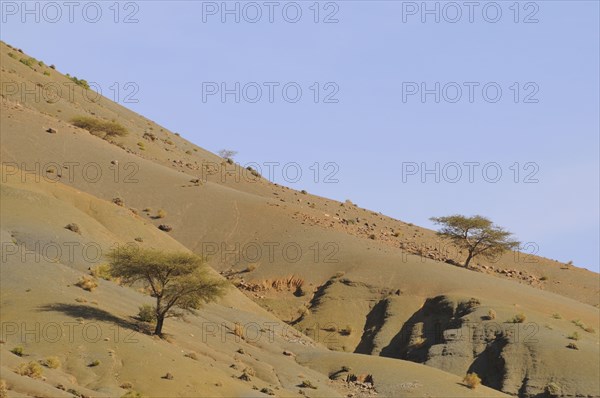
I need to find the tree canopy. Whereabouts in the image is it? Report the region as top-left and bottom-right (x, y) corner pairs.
(107, 246), (227, 336)
(430, 215), (520, 268)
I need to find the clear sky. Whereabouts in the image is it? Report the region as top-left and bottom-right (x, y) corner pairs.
(2, 1), (598, 271)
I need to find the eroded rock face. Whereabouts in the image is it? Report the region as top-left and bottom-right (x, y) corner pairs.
(373, 295), (597, 398)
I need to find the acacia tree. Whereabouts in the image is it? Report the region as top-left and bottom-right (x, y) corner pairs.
(430, 215), (520, 268)
(107, 247), (227, 336)
(217, 149), (237, 160)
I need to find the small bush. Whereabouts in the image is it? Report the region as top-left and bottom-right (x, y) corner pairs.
(15, 362), (43, 378)
(540, 275), (548, 281)
(88, 360), (100, 367)
(42, 356), (61, 369)
(68, 76), (90, 89)
(488, 309), (497, 320)
(509, 313), (526, 323)
(463, 372), (481, 389)
(568, 332), (580, 341)
(8, 52), (17, 59)
(43, 70), (50, 76)
(584, 326), (595, 333)
(71, 116), (128, 138)
(10, 346), (24, 356)
(551, 313), (562, 319)
(234, 323), (244, 339)
(0, 379), (6, 398)
(156, 209), (167, 219)
(50, 64), (56, 69)
(19, 57), (37, 68)
(566, 342), (578, 350)
(90, 264), (112, 280)
(75, 276), (98, 292)
(138, 305), (156, 323)
(245, 263), (257, 272)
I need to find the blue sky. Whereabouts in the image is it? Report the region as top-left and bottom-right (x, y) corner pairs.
(2, 1), (598, 271)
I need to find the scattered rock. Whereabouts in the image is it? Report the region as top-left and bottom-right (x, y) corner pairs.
(65, 223), (80, 234)
(112, 197), (124, 206)
(283, 350), (295, 357)
(46, 127), (57, 134)
(162, 372), (174, 380)
(158, 224), (173, 232)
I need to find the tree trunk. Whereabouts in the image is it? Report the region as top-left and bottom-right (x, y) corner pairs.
(464, 250), (474, 268)
(154, 315), (164, 336)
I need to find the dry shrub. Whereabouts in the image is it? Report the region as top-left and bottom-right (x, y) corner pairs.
(463, 372), (481, 389)
(75, 275), (98, 291)
(10, 346), (23, 356)
(264, 275), (304, 292)
(15, 362), (43, 378)
(0, 379), (7, 398)
(71, 116), (127, 138)
(42, 356), (60, 369)
(138, 305), (156, 323)
(509, 313), (526, 323)
(156, 209), (167, 219)
(234, 323), (244, 339)
(90, 264), (113, 280)
(488, 309), (497, 320)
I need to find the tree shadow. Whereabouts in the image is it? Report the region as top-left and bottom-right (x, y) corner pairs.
(38, 303), (151, 334)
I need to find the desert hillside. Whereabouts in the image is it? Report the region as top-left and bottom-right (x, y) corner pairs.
(1, 42), (598, 398)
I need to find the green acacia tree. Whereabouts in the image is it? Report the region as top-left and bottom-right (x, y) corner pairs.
(107, 247), (227, 336)
(430, 215), (520, 268)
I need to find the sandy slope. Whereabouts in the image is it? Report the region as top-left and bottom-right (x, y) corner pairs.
(1, 41), (598, 397)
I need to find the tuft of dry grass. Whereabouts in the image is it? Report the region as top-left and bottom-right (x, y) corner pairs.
(463, 372), (481, 389)
(10, 346), (23, 357)
(156, 209), (167, 219)
(234, 323), (244, 339)
(508, 313), (526, 323)
(42, 356), (60, 369)
(15, 362), (43, 378)
(75, 275), (98, 292)
(488, 309), (497, 320)
(90, 264), (113, 280)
